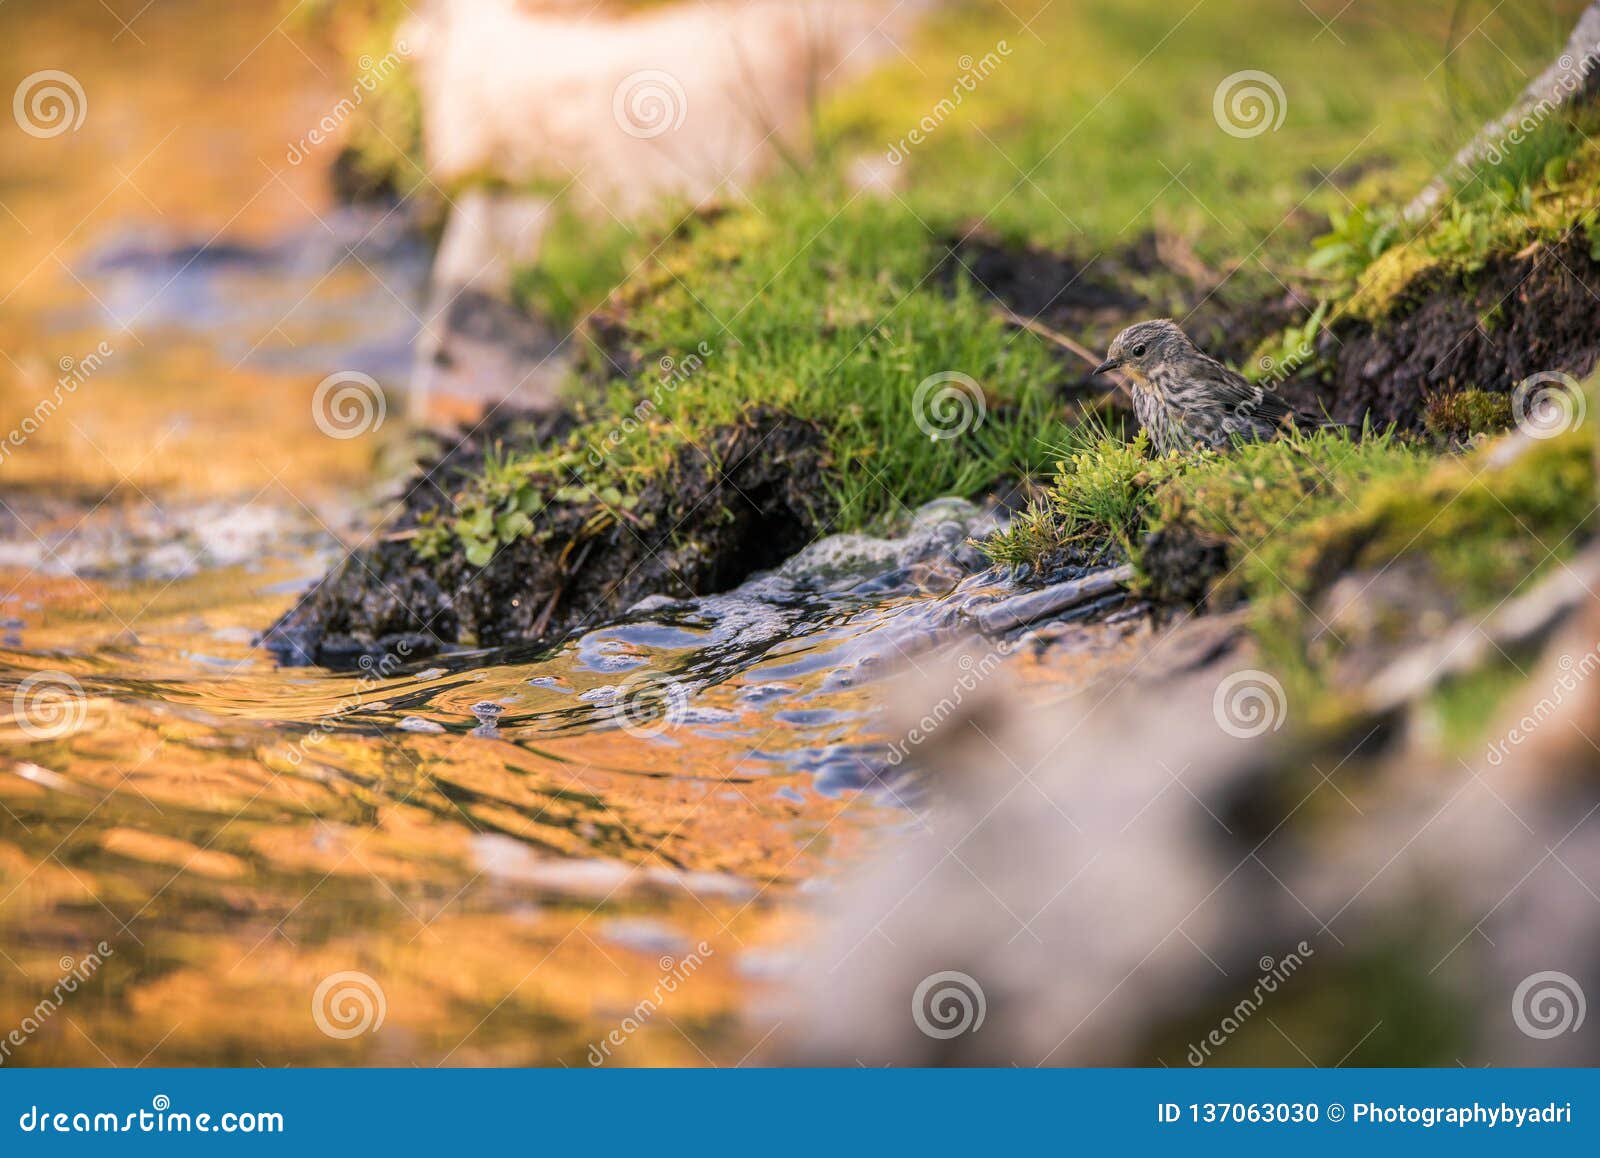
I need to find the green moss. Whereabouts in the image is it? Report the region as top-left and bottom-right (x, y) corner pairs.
(421, 190), (1081, 561)
(428, 0), (1593, 565)
(1252, 88), (1600, 351)
(983, 423), (1191, 569)
(1422, 388), (1514, 442)
(1339, 238), (1440, 321)
(1141, 426), (1429, 595)
(1272, 429), (1591, 604)
(989, 414), (1592, 735)
(984, 425), (1424, 580)
(1340, 133), (1600, 322)
(1243, 428), (1595, 719)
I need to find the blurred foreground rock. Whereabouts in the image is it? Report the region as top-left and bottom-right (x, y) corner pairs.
(782, 545), (1600, 1065)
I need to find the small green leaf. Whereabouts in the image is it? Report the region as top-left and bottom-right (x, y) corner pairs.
(1305, 242), (1351, 270)
(495, 511), (533, 541)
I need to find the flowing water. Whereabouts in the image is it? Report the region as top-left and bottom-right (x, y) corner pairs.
(0, 0), (1142, 1066)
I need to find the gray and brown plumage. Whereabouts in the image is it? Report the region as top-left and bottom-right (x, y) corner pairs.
(1093, 319), (1319, 454)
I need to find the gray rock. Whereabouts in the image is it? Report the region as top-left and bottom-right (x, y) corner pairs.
(974, 566), (1134, 633)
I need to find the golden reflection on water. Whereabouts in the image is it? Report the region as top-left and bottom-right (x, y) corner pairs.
(0, 555), (908, 1065)
(0, 0), (1143, 1067)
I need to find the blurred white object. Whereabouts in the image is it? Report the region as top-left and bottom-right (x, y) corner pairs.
(404, 0), (928, 214)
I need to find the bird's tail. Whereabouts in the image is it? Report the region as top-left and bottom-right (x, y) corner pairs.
(1291, 406), (1360, 439)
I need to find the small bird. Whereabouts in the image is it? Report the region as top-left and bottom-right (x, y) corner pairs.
(1093, 319), (1312, 454)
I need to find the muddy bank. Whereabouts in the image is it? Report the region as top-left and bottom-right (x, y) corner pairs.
(944, 229), (1600, 433)
(940, 231), (1312, 398)
(264, 407), (833, 667)
(1315, 236), (1600, 428)
(272, 221), (1600, 667)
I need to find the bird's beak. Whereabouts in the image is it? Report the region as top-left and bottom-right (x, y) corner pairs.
(1092, 357), (1120, 377)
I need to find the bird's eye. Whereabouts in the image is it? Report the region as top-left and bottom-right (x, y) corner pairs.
(1131, 343), (1147, 358)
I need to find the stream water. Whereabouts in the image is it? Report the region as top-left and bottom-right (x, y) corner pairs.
(0, 0), (1144, 1066)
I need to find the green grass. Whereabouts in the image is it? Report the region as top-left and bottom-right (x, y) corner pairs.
(1248, 428), (1594, 611)
(984, 423), (1432, 579)
(511, 205), (642, 333)
(981, 418), (1190, 569)
(1260, 99), (1600, 348)
(398, 0), (1592, 565)
(824, 0), (1450, 255)
(1421, 387), (1514, 443)
(1248, 427), (1594, 725)
(985, 412), (1593, 730)
(424, 192), (1071, 560)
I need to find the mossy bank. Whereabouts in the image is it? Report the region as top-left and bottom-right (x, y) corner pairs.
(272, 0), (1598, 666)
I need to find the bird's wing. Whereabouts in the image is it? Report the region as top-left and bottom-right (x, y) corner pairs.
(1194, 364), (1297, 423)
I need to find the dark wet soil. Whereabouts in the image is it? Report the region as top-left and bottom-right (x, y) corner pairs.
(1138, 528), (1235, 609)
(945, 227), (1600, 437)
(939, 232), (1148, 326)
(1315, 236), (1600, 428)
(938, 231), (1312, 395)
(265, 406), (833, 667)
